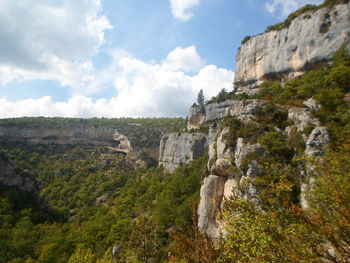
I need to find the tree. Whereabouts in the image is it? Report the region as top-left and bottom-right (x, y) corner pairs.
(197, 89), (205, 108)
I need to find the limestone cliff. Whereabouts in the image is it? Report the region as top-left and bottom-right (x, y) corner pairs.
(0, 125), (131, 152)
(235, 2), (350, 94)
(159, 133), (208, 173)
(156, 1), (346, 241)
(197, 101), (330, 238)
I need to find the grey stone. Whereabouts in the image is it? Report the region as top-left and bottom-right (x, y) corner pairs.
(234, 138), (265, 169)
(0, 124), (130, 150)
(158, 132), (208, 173)
(204, 100), (237, 123)
(187, 104), (205, 130)
(229, 99), (266, 123)
(287, 107), (320, 133)
(305, 126), (330, 156)
(208, 128), (234, 177)
(303, 98), (321, 111)
(197, 175), (226, 239)
(235, 3), (350, 91)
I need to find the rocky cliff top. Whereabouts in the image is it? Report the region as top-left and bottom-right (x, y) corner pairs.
(0, 117), (186, 150)
(235, 2), (350, 91)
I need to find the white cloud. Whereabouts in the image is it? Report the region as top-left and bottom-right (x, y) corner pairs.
(170, 0), (201, 21)
(0, 47), (234, 118)
(265, 0), (323, 17)
(0, 0), (112, 88)
(163, 46), (205, 72)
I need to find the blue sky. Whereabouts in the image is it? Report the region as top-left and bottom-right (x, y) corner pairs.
(0, 0), (323, 118)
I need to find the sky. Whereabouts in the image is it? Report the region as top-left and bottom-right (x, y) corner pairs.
(0, 0), (323, 118)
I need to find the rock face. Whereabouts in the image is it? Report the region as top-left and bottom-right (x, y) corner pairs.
(196, 101), (330, 238)
(0, 150), (39, 193)
(235, 3), (350, 91)
(158, 133), (208, 173)
(204, 100), (237, 123)
(305, 126), (330, 156)
(164, 2), (342, 240)
(114, 131), (131, 154)
(0, 125), (128, 148)
(187, 104), (205, 130)
(187, 99), (266, 130)
(197, 175), (226, 239)
(198, 131), (266, 238)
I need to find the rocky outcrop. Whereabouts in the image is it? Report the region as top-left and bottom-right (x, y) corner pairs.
(0, 124), (129, 148)
(187, 99), (266, 130)
(114, 131), (131, 154)
(204, 100), (237, 123)
(235, 3), (350, 93)
(0, 150), (39, 193)
(196, 97), (332, 238)
(197, 175), (226, 239)
(198, 130), (266, 238)
(287, 107), (320, 133)
(234, 138), (265, 169)
(158, 133), (208, 173)
(187, 104), (205, 130)
(305, 126), (330, 156)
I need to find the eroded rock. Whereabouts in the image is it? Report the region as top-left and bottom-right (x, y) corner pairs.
(197, 175), (226, 239)
(235, 3), (350, 91)
(234, 138), (265, 169)
(187, 104), (205, 130)
(305, 126), (330, 156)
(158, 132), (208, 173)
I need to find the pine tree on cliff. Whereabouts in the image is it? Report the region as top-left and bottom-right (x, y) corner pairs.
(197, 89), (205, 111)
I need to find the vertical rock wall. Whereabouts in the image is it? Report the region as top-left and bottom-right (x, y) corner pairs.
(235, 3), (350, 93)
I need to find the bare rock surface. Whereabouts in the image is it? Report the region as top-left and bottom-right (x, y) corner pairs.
(197, 175), (226, 239)
(187, 104), (205, 130)
(305, 126), (330, 156)
(235, 3), (350, 90)
(158, 132), (208, 173)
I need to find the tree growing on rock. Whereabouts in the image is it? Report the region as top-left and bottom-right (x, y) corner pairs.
(197, 90), (205, 108)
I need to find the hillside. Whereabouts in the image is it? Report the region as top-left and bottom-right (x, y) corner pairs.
(0, 1), (350, 263)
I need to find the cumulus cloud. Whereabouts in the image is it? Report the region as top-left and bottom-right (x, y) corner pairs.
(170, 0), (201, 21)
(0, 0), (111, 88)
(0, 47), (234, 118)
(163, 46), (205, 72)
(265, 0), (323, 17)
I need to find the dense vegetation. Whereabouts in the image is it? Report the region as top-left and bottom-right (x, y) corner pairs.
(0, 140), (208, 262)
(1, 1), (350, 261)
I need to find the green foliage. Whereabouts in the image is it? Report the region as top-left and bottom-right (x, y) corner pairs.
(258, 131), (294, 160)
(0, 138), (207, 263)
(219, 198), (273, 263)
(264, 0), (349, 33)
(197, 89), (205, 108)
(206, 88), (235, 104)
(265, 4), (319, 32)
(68, 245), (95, 263)
(241, 35), (252, 45)
(305, 144), (350, 261)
